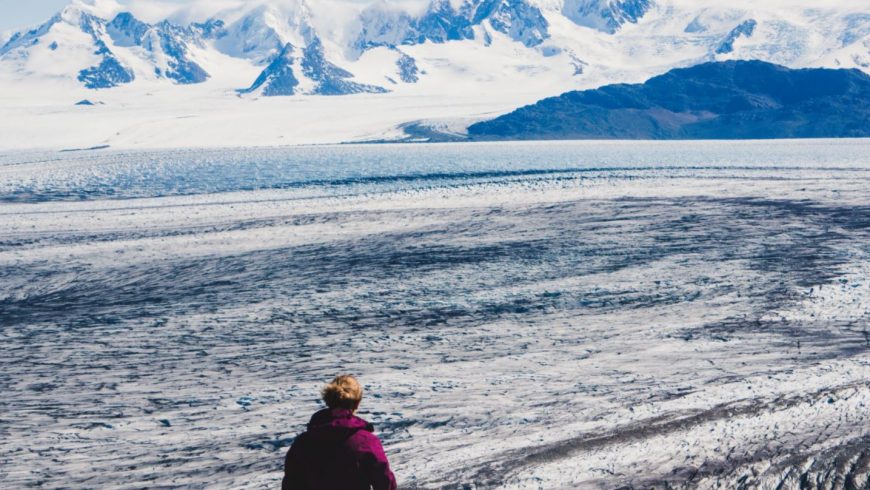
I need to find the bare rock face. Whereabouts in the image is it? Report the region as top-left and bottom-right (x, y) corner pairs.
(300, 38), (388, 96)
(239, 43), (300, 96)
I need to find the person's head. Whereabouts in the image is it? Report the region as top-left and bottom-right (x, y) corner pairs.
(321, 375), (363, 412)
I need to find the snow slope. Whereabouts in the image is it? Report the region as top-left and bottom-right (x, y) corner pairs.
(0, 0), (869, 149)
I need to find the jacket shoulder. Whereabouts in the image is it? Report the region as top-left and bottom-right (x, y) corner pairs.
(347, 427), (383, 449)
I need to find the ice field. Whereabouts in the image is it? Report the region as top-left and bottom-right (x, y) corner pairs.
(0, 140), (868, 488)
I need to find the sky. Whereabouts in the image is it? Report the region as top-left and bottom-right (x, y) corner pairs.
(0, 0), (70, 32)
(0, 0), (390, 34)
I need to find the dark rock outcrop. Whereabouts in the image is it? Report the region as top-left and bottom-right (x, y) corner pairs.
(468, 60), (870, 140)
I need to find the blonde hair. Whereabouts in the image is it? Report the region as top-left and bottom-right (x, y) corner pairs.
(321, 375), (363, 410)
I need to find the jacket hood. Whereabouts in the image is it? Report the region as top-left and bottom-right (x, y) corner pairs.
(307, 408), (374, 439)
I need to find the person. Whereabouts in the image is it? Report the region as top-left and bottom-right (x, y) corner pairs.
(282, 375), (397, 490)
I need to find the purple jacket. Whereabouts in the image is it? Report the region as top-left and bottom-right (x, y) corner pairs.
(282, 408), (397, 490)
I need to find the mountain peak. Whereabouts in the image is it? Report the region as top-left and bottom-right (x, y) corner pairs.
(472, 0), (550, 47)
(563, 0), (654, 33)
(354, 0), (550, 50)
(240, 42), (299, 96)
(107, 12), (150, 47)
(61, 0), (121, 21)
(214, 0), (316, 62)
(300, 37), (388, 95)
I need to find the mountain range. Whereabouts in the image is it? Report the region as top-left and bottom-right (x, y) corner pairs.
(2, 0), (869, 97)
(0, 0), (869, 149)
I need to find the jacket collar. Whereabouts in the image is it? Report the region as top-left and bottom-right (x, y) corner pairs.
(308, 408), (374, 433)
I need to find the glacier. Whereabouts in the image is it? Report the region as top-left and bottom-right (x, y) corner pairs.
(0, 140), (868, 488)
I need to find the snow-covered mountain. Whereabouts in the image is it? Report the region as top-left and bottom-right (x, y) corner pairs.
(352, 0), (551, 49)
(2, 0), (869, 97)
(563, 0), (653, 34)
(0, 0), (868, 150)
